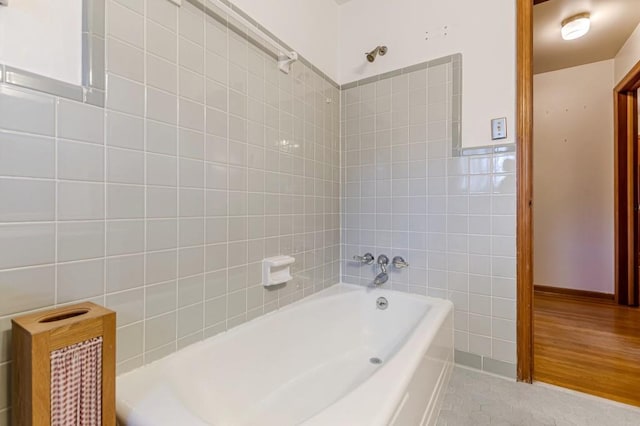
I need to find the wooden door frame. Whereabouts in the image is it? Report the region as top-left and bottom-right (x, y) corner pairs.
(516, 0), (640, 382)
(516, 0), (534, 383)
(614, 62), (640, 306)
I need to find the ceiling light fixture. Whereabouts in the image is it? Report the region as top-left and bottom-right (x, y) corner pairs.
(561, 13), (591, 41)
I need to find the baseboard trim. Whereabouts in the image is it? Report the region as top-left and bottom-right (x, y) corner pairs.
(534, 285), (614, 301)
(454, 350), (516, 379)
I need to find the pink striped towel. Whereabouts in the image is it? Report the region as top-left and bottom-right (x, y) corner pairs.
(50, 336), (103, 425)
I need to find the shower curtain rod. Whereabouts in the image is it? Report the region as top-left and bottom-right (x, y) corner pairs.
(185, 0), (299, 73)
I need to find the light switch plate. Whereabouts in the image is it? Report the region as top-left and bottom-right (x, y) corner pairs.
(491, 117), (507, 140)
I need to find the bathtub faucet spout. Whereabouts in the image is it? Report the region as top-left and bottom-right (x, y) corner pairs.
(374, 254), (389, 285)
(374, 272), (388, 285)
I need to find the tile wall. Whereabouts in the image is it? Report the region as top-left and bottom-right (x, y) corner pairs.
(0, 2), (521, 422)
(0, 0), (340, 420)
(340, 56), (518, 377)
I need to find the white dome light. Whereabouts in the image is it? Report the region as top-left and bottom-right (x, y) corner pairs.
(561, 13), (591, 41)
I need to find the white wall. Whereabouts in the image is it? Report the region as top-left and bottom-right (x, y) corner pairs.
(533, 60), (615, 294)
(230, 0), (340, 81)
(0, 0), (82, 85)
(615, 22), (640, 84)
(338, 0), (516, 148)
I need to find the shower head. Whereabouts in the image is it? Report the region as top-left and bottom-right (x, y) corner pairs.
(366, 45), (388, 63)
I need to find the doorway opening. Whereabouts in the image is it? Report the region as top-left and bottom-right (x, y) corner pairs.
(517, 0), (640, 407)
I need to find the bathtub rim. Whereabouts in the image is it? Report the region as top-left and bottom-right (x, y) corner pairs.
(116, 283), (454, 425)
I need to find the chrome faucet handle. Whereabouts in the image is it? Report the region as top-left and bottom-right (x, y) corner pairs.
(392, 256), (409, 269)
(353, 253), (374, 264)
(377, 254), (389, 273)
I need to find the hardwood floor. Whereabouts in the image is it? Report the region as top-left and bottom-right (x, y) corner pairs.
(534, 290), (640, 407)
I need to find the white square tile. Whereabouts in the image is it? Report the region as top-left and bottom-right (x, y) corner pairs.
(107, 288), (144, 327)
(147, 19), (177, 62)
(107, 111), (144, 150)
(179, 2), (204, 45)
(107, 220), (144, 256)
(0, 179), (54, 222)
(179, 98), (205, 132)
(178, 246), (205, 278)
(179, 36), (204, 74)
(0, 265), (54, 316)
(57, 259), (105, 303)
(147, 120), (177, 155)
(146, 281), (177, 317)
(146, 0), (177, 31)
(469, 294), (491, 316)
(58, 221), (105, 262)
(178, 129), (204, 161)
(107, 147), (144, 184)
(147, 153), (177, 187)
(179, 67), (205, 103)
(147, 54), (178, 94)
(147, 88), (177, 125)
(0, 86), (55, 136)
(107, 37), (144, 82)
(206, 51), (228, 84)
(179, 218), (205, 247)
(147, 219), (177, 251)
(116, 322), (143, 362)
(147, 187), (177, 218)
(493, 297), (516, 320)
(107, 184), (144, 219)
(107, 74), (145, 116)
(58, 140), (104, 182)
(0, 224), (55, 269)
(108, 0), (144, 48)
(58, 182), (105, 221)
(179, 188), (205, 217)
(179, 158), (205, 188)
(0, 131), (54, 178)
(106, 254), (144, 292)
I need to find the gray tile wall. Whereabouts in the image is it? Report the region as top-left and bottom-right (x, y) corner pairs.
(340, 57), (517, 377)
(0, 0), (340, 421)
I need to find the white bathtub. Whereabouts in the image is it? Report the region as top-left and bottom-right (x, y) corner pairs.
(116, 283), (454, 426)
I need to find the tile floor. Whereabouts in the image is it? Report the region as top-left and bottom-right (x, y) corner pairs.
(437, 367), (640, 425)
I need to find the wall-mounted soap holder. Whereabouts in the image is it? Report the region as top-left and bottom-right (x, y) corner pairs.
(262, 255), (295, 287)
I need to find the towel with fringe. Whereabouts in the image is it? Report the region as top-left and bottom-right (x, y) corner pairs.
(50, 336), (103, 425)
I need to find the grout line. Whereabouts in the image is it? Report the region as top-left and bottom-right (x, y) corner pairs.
(225, 13), (231, 331)
(54, 95), (59, 307)
(102, 0), (111, 347)
(141, 0), (149, 364)
(201, 2), (208, 342)
(174, 0), (181, 357)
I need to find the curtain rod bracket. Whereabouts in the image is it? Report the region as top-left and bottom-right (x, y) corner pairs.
(278, 51), (298, 74)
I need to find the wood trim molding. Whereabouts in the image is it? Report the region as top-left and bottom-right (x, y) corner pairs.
(534, 285), (615, 301)
(614, 59), (640, 307)
(615, 59), (640, 93)
(516, 0), (534, 384)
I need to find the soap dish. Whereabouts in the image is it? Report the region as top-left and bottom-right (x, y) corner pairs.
(262, 255), (295, 287)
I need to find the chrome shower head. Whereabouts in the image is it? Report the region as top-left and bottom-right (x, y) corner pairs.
(366, 45), (388, 63)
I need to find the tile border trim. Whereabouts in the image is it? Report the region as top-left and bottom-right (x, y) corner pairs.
(0, 0), (105, 106)
(340, 53), (463, 155)
(459, 143), (516, 157)
(339, 53), (461, 89)
(455, 350), (516, 379)
(187, 0), (340, 89)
